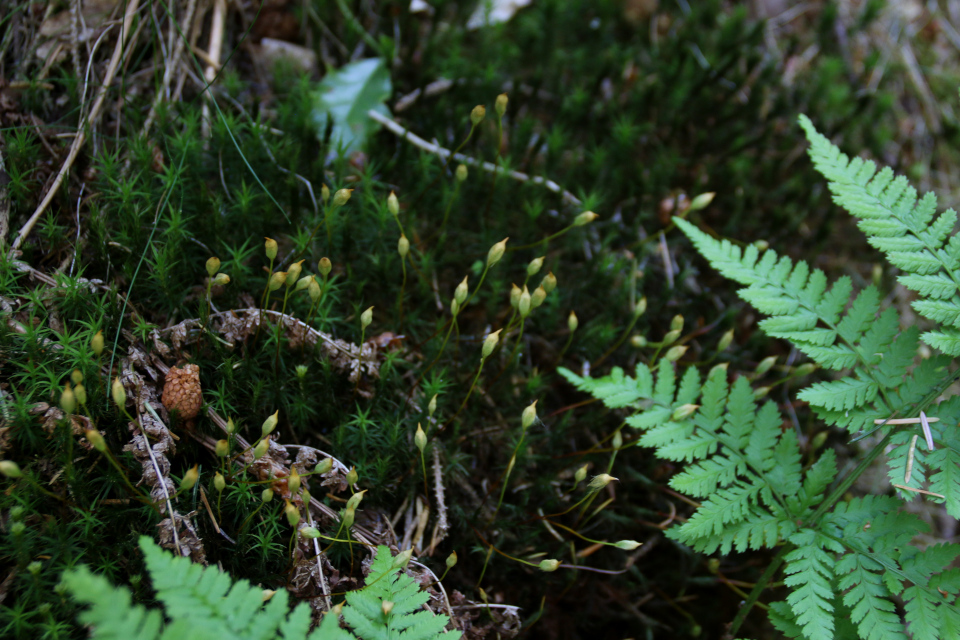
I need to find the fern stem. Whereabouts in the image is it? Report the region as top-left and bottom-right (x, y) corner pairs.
(727, 543), (791, 636)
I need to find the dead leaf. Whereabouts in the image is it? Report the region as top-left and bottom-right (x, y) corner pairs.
(466, 0), (533, 30)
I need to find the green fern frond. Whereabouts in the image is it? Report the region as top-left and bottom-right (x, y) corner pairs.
(562, 354), (960, 638)
(835, 554), (905, 640)
(798, 114), (960, 355)
(783, 529), (843, 640)
(563, 363), (814, 556)
(673, 218), (908, 437)
(60, 565), (164, 640)
(341, 546), (460, 640)
(62, 538), (459, 640)
(558, 362), (651, 408)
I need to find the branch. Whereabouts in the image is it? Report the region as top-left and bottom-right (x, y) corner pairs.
(367, 109), (582, 208)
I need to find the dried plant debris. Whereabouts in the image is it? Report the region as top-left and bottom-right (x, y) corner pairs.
(118, 344), (206, 564)
(450, 591), (521, 639)
(162, 308), (397, 396)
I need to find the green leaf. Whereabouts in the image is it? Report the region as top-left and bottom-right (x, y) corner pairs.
(784, 529), (841, 640)
(312, 58), (392, 154)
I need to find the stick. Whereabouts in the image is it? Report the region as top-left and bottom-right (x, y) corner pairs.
(872, 417), (940, 425)
(367, 109), (582, 208)
(12, 0), (141, 251)
(892, 484), (945, 499)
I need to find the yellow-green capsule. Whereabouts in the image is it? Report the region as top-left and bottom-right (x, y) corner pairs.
(60, 384), (76, 415)
(486, 238), (508, 268)
(495, 93), (508, 118)
(91, 331), (104, 357)
(73, 383), (86, 406)
(318, 258), (332, 277)
(111, 378), (126, 410)
(470, 105), (486, 126)
(86, 429), (106, 452)
(482, 330), (502, 359)
(415, 423), (427, 452)
(180, 465), (199, 491)
(332, 188), (353, 208)
(264, 238), (278, 261)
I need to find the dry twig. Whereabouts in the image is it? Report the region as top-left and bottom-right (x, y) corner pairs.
(366, 109), (582, 208)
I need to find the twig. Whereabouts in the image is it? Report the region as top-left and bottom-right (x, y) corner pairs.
(12, 0), (142, 251)
(367, 109), (582, 208)
(68, 0), (82, 81)
(305, 508), (333, 611)
(135, 407), (182, 554)
(892, 484), (946, 499)
(872, 417), (940, 425)
(659, 231), (674, 289)
(200, 0), (226, 140)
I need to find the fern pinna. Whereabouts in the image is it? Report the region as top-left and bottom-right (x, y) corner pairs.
(562, 117), (960, 640)
(62, 537), (461, 640)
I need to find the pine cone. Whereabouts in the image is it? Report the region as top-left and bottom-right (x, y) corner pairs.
(162, 364), (202, 420)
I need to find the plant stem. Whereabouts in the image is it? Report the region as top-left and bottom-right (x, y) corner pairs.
(274, 285), (291, 372)
(439, 181), (462, 242)
(414, 122), (478, 209)
(446, 357), (487, 427)
(593, 310), (642, 368)
(398, 257), (407, 331)
(254, 257), (274, 343)
(507, 225), (574, 252)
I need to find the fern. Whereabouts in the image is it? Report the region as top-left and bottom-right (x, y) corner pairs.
(560, 115), (960, 640)
(61, 537), (460, 640)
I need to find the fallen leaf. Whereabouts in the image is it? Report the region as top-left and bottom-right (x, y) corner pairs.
(466, 0), (533, 30)
(312, 58), (392, 155)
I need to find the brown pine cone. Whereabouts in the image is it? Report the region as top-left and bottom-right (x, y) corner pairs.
(162, 364), (202, 420)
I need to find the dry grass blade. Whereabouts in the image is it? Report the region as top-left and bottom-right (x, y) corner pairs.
(12, 0), (141, 251)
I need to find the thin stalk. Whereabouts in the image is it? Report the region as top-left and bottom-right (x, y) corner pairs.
(576, 441), (619, 526)
(507, 317), (526, 365)
(439, 181), (462, 241)
(295, 202), (328, 262)
(493, 431), (526, 519)
(446, 357), (487, 427)
(481, 108), (504, 219)
(254, 257), (275, 343)
(420, 447), (429, 501)
(274, 284), (292, 371)
(414, 121), (479, 209)
(353, 325), (367, 396)
(593, 309), (643, 368)
(409, 314), (458, 398)
(398, 256), (407, 331)
(507, 225), (575, 252)
(556, 330), (575, 362)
